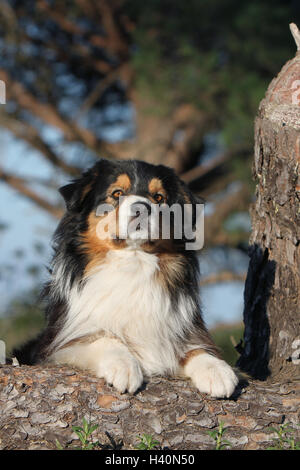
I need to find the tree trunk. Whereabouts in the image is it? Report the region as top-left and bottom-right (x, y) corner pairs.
(237, 24), (300, 381)
(0, 364), (299, 450)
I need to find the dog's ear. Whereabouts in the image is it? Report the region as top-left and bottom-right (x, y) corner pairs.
(59, 159), (113, 212)
(59, 182), (81, 211)
(59, 183), (77, 205)
(58, 161), (104, 211)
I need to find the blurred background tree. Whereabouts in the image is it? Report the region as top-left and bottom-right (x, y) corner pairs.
(0, 0), (299, 359)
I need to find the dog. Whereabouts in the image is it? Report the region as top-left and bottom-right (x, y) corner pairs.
(15, 158), (239, 398)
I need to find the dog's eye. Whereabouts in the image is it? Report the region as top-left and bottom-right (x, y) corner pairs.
(112, 189), (124, 199)
(153, 193), (164, 203)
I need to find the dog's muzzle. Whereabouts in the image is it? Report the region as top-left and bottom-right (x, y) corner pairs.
(118, 195), (159, 242)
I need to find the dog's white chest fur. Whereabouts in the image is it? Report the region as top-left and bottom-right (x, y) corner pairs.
(51, 249), (194, 375)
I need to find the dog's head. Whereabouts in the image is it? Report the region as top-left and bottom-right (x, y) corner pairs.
(58, 159), (203, 269)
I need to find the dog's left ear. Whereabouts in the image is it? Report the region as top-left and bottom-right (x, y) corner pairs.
(59, 178), (94, 212)
(59, 159), (111, 212)
(59, 182), (81, 211)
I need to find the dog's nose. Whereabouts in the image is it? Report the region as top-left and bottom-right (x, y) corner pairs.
(130, 201), (151, 217)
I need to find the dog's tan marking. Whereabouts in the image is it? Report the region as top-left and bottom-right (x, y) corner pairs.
(179, 348), (207, 367)
(148, 177), (167, 201)
(157, 252), (185, 289)
(57, 330), (119, 351)
(58, 331), (106, 350)
(81, 210), (126, 275)
(141, 243), (185, 288)
(107, 173), (131, 197)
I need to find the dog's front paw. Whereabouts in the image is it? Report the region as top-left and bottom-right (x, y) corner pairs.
(97, 350), (143, 394)
(184, 352), (239, 398)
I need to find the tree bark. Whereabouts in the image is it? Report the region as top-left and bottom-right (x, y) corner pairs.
(0, 364), (299, 450)
(237, 24), (300, 381)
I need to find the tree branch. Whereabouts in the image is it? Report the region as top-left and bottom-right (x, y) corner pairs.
(93, 0), (129, 57)
(0, 364), (299, 450)
(0, 69), (102, 152)
(204, 183), (250, 246)
(0, 115), (81, 176)
(0, 167), (63, 218)
(180, 152), (229, 185)
(75, 64), (128, 120)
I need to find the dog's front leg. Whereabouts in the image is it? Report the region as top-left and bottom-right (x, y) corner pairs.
(179, 349), (239, 398)
(50, 336), (144, 394)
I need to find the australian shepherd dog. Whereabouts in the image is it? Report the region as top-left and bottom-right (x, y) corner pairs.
(15, 159), (239, 398)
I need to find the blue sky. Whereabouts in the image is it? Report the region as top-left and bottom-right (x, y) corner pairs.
(0, 130), (58, 306)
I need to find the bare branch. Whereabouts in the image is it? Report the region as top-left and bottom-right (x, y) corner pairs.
(94, 0), (129, 57)
(36, 0), (83, 35)
(204, 183), (250, 246)
(75, 64), (128, 120)
(0, 167), (63, 218)
(74, 0), (130, 58)
(0, 69), (101, 152)
(0, 115), (81, 176)
(180, 152), (229, 184)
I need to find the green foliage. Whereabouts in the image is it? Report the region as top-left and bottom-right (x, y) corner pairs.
(267, 423), (300, 450)
(71, 418), (100, 450)
(126, 0), (297, 147)
(0, 289), (45, 354)
(207, 421), (300, 450)
(56, 418), (99, 450)
(55, 439), (64, 450)
(132, 31), (221, 117)
(207, 421), (232, 450)
(55, 418), (124, 450)
(135, 433), (161, 450)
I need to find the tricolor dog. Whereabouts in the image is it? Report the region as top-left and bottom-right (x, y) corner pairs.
(15, 159), (239, 398)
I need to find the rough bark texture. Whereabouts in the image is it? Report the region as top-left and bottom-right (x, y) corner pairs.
(0, 364), (299, 450)
(237, 40), (300, 381)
